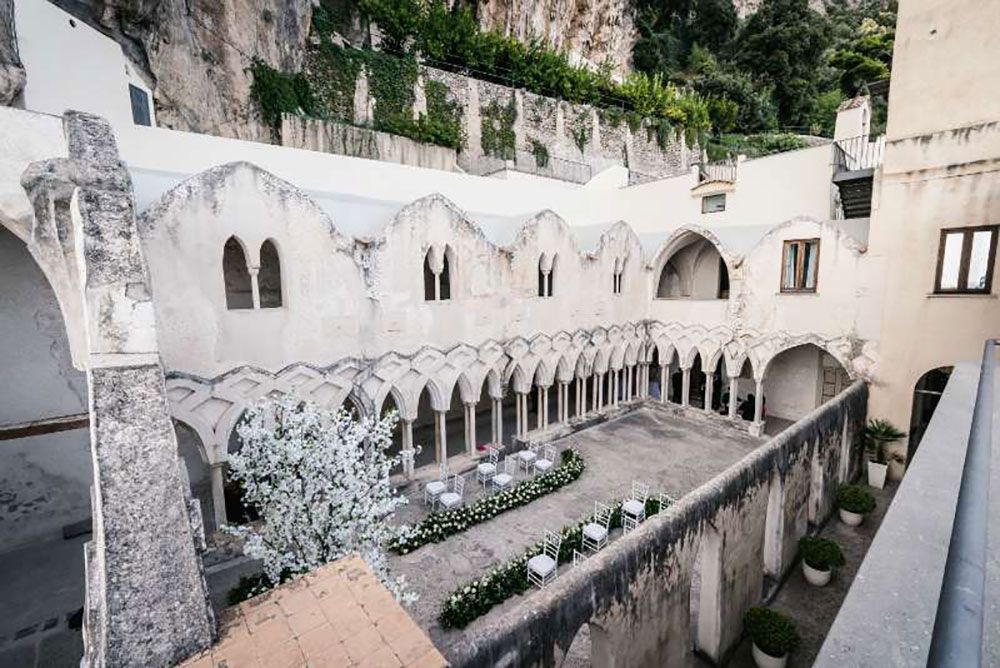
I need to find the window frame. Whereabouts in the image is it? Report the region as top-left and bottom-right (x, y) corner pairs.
(701, 193), (726, 214)
(780, 238), (820, 293)
(933, 225), (998, 295)
(128, 83), (152, 127)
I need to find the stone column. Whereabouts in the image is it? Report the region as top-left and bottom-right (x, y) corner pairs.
(434, 410), (447, 462)
(401, 419), (415, 476)
(464, 402), (476, 454)
(624, 366), (631, 401)
(728, 378), (739, 419)
(597, 373), (605, 410)
(490, 399), (499, 445)
(576, 378), (584, 415)
(537, 386), (545, 430)
(660, 366), (668, 403)
(611, 371), (619, 407)
(48, 112), (214, 666)
(682, 367), (691, 406)
(705, 373), (715, 412)
(592, 374), (600, 412)
(557, 382), (566, 423)
(515, 392), (523, 436)
(248, 266), (261, 309)
(209, 463), (227, 531)
(754, 379), (765, 424)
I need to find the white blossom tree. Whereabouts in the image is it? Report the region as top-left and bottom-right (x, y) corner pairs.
(225, 395), (415, 601)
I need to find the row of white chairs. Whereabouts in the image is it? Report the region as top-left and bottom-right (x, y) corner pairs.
(527, 482), (676, 589)
(423, 443), (560, 510)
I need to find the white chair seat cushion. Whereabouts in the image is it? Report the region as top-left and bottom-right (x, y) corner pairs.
(518, 450), (537, 462)
(477, 462), (496, 475)
(439, 492), (461, 508)
(535, 459), (554, 472)
(425, 481), (446, 495)
(622, 499), (645, 516)
(493, 473), (514, 487)
(583, 523), (608, 542)
(528, 554), (556, 577)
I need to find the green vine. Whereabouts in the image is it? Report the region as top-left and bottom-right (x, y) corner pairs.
(421, 79), (464, 150)
(363, 49), (419, 135)
(248, 59), (315, 130)
(530, 139), (549, 168)
(481, 94), (517, 160)
(598, 106), (626, 130)
(645, 117), (675, 151)
(569, 108), (592, 154)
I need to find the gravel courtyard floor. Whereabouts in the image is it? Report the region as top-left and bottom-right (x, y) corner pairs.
(388, 401), (765, 657)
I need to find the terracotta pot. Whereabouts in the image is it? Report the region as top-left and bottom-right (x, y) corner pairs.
(866, 461), (888, 489)
(887, 458), (906, 481)
(802, 561), (832, 586)
(752, 642), (788, 668)
(839, 508), (863, 526)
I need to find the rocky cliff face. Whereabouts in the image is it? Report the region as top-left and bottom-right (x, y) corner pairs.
(77, 0), (314, 140)
(474, 0), (635, 75)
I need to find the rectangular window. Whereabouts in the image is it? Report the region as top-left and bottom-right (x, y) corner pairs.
(935, 225), (998, 294)
(129, 84), (151, 126)
(780, 239), (820, 292)
(702, 193), (726, 214)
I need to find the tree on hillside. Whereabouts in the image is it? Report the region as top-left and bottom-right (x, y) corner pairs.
(734, 0), (832, 129)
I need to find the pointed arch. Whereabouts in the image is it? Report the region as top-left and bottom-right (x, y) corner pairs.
(223, 236), (253, 309)
(258, 238), (283, 308)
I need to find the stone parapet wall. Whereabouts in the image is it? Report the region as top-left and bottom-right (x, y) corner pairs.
(281, 114), (460, 172)
(443, 380), (868, 667)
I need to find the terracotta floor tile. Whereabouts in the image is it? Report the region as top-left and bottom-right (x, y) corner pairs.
(258, 638), (307, 668)
(342, 626), (384, 664)
(304, 642), (352, 668)
(296, 624), (340, 659)
(355, 645), (402, 668)
(248, 615), (294, 649)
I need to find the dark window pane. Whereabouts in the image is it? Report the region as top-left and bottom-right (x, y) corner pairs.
(129, 84), (151, 126)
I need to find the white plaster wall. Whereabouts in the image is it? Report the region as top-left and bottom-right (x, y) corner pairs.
(763, 345), (822, 421)
(0, 106), (66, 234)
(13, 0), (154, 129)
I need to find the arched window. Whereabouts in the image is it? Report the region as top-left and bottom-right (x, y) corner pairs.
(908, 366), (953, 459)
(613, 258), (624, 294)
(440, 245), (452, 301)
(550, 253), (558, 296)
(423, 250), (436, 301)
(258, 240), (283, 308)
(423, 246), (453, 302)
(538, 254), (548, 297)
(223, 236), (253, 310)
(655, 233), (727, 300)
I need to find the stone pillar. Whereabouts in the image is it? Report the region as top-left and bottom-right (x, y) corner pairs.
(491, 399), (499, 445)
(536, 386), (545, 430)
(434, 410), (447, 462)
(597, 373), (605, 410)
(592, 374), (600, 412)
(401, 419), (415, 476)
(248, 266), (261, 309)
(557, 382), (566, 423)
(209, 463), (227, 531)
(611, 371), (619, 407)
(46, 112), (214, 666)
(660, 366), (668, 403)
(705, 373), (715, 412)
(464, 402), (476, 454)
(515, 392), (523, 436)
(728, 378), (739, 419)
(754, 379), (765, 424)
(682, 367), (691, 406)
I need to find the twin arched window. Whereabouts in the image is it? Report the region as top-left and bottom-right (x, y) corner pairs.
(223, 236), (283, 310)
(613, 258), (625, 294)
(424, 245), (453, 301)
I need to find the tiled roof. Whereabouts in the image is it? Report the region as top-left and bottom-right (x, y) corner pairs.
(178, 555), (447, 667)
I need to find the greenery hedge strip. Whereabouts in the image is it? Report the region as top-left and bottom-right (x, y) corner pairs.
(392, 449), (586, 555)
(439, 494), (670, 629)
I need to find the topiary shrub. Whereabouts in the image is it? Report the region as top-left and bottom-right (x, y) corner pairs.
(798, 536), (845, 571)
(744, 607), (801, 658)
(837, 484), (876, 515)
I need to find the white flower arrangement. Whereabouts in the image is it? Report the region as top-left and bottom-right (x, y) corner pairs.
(224, 396), (416, 603)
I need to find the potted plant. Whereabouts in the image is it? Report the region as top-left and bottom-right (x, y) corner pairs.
(744, 607), (800, 668)
(798, 536), (845, 586)
(837, 484), (876, 526)
(863, 419), (906, 487)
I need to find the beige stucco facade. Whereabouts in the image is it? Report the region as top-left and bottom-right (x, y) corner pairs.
(865, 0), (1000, 444)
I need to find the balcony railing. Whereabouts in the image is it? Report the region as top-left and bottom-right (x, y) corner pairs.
(698, 159), (738, 183)
(833, 134), (885, 173)
(468, 150), (593, 184)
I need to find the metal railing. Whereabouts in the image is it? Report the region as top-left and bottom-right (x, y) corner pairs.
(698, 159), (738, 183)
(833, 134), (886, 172)
(928, 338), (997, 667)
(468, 149), (593, 184)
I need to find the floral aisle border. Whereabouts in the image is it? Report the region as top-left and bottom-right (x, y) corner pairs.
(438, 494), (672, 629)
(392, 449), (586, 555)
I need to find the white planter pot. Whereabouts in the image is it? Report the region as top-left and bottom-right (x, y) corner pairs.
(752, 642), (788, 668)
(839, 508), (864, 526)
(867, 461), (888, 489)
(802, 561), (832, 586)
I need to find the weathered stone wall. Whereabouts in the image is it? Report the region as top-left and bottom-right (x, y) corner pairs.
(442, 380), (867, 667)
(280, 114), (460, 171)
